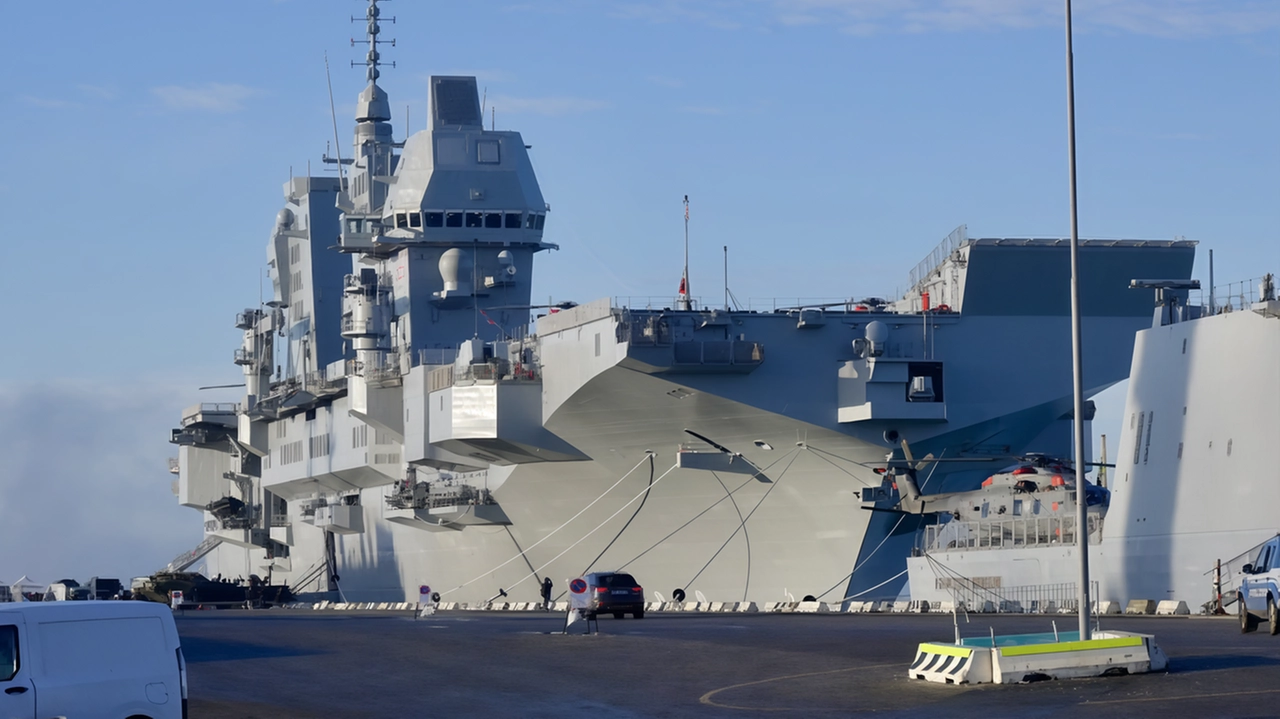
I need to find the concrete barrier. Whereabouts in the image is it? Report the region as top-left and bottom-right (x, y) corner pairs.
(1097, 601), (1122, 615)
(1126, 599), (1157, 615)
(892, 601), (912, 613)
(909, 643), (993, 685)
(736, 602), (758, 613)
(1156, 600), (1190, 616)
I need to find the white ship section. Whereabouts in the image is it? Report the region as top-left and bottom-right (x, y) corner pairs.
(166, 0), (1200, 606)
(1099, 296), (1280, 608)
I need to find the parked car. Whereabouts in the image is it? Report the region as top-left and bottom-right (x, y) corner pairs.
(1238, 534), (1280, 635)
(0, 601), (188, 718)
(584, 572), (645, 619)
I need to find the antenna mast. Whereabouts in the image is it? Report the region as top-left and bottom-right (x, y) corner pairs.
(324, 53), (346, 185)
(680, 195), (691, 311)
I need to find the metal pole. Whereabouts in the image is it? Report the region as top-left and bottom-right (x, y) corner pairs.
(1208, 249), (1215, 315)
(724, 245), (728, 311)
(1065, 0), (1091, 640)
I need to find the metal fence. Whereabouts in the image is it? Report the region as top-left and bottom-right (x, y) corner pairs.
(936, 579), (1100, 614)
(921, 515), (1103, 553)
(909, 225), (968, 290)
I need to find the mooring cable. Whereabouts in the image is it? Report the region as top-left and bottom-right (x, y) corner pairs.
(579, 453), (655, 575)
(439, 453), (654, 596)
(617, 447), (801, 571)
(682, 448), (801, 595)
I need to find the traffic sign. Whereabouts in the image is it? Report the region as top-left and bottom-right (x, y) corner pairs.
(568, 577), (589, 609)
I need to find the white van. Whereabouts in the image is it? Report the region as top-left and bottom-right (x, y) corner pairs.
(0, 601), (187, 719)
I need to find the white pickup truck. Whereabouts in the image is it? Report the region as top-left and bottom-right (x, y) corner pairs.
(1238, 534), (1280, 635)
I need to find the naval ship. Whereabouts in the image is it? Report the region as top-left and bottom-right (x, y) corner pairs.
(902, 275), (1280, 612)
(166, 1), (1196, 606)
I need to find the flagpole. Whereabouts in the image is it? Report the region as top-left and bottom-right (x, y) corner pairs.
(682, 195), (691, 311)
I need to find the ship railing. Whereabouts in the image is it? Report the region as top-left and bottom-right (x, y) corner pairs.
(1191, 275), (1276, 314)
(341, 317), (380, 335)
(181, 403), (239, 425)
(922, 515), (1103, 553)
(933, 579), (1099, 615)
(1202, 532), (1280, 611)
(303, 370), (346, 394)
(269, 513), (290, 528)
(415, 347), (459, 368)
(431, 360), (541, 389)
(167, 457), (180, 474)
(615, 296), (891, 314)
(909, 224), (968, 291)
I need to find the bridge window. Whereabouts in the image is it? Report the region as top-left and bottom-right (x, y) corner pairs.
(425, 212), (444, 228)
(465, 212), (483, 228)
(505, 212), (522, 229)
(534, 213), (545, 230)
(485, 212), (502, 229)
(396, 213), (408, 229)
(446, 211), (462, 228)
(477, 140), (500, 164)
(525, 213), (537, 230)
(409, 212), (422, 229)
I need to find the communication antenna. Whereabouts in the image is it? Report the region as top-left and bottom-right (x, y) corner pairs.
(324, 53), (346, 184)
(351, 0), (396, 81)
(679, 195), (691, 311)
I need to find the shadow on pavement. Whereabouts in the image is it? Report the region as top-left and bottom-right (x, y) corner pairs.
(1169, 654), (1280, 673)
(183, 635), (326, 663)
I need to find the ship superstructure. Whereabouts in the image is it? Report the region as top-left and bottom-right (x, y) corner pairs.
(1099, 275), (1280, 609)
(167, 1), (1197, 606)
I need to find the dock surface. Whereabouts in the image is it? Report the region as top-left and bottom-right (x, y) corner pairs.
(179, 610), (1280, 717)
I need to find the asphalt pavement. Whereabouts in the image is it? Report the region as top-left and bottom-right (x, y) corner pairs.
(178, 609), (1280, 718)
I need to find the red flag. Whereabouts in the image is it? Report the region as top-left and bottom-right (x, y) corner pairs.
(678, 274), (687, 296)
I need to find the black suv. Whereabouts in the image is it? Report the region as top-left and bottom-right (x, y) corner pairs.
(585, 572), (645, 619)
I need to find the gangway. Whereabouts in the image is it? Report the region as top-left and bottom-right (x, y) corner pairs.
(163, 536), (224, 573)
(1205, 533), (1280, 613)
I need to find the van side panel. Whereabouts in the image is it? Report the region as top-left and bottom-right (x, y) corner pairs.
(36, 616), (180, 719)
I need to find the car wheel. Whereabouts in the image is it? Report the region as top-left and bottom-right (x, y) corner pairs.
(634, 609), (645, 619)
(1269, 596), (1279, 636)
(1241, 595), (1254, 634)
(612, 611), (625, 619)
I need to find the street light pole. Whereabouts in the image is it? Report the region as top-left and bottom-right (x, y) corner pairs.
(1065, 0), (1091, 641)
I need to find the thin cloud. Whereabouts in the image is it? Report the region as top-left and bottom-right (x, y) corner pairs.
(488, 94), (610, 116)
(680, 105), (728, 115)
(648, 75), (686, 88)
(77, 84), (118, 100)
(606, 0), (1280, 37)
(151, 83), (260, 113)
(19, 95), (79, 109)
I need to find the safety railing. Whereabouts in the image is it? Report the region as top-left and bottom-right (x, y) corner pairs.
(922, 514), (1103, 553)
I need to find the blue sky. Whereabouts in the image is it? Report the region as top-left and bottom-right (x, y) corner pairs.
(1, 0), (1276, 583)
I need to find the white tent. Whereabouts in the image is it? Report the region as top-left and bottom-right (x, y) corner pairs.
(9, 576), (42, 601)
